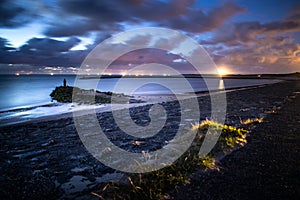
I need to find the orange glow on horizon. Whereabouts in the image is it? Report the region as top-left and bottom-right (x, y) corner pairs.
(217, 67), (230, 76)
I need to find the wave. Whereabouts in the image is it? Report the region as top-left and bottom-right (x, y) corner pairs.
(0, 102), (105, 127)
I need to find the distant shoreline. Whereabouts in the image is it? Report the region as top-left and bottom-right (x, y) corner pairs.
(1, 72), (299, 80)
(78, 72), (300, 80)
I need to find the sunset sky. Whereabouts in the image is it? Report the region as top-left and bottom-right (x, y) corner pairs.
(0, 0), (300, 74)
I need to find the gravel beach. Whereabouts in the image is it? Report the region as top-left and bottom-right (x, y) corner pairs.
(0, 80), (299, 199)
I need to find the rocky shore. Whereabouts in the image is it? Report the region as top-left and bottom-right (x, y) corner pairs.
(0, 81), (299, 199)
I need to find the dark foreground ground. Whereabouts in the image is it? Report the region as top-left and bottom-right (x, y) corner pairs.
(0, 80), (299, 199)
(174, 82), (300, 200)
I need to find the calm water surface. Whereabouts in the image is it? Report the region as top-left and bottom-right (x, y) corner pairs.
(0, 74), (281, 111)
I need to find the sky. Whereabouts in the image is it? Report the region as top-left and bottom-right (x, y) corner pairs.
(0, 0), (300, 74)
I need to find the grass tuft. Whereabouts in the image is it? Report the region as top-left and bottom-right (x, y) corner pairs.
(194, 119), (248, 149)
(201, 155), (218, 170)
(93, 119), (250, 199)
(240, 117), (263, 125)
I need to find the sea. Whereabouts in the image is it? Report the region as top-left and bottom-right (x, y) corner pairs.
(0, 74), (281, 126)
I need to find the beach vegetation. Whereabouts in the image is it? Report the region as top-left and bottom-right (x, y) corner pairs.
(91, 119), (249, 199)
(240, 117), (263, 125)
(193, 119), (248, 149)
(200, 155), (217, 170)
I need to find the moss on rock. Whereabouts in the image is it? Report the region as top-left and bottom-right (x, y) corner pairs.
(50, 86), (112, 104)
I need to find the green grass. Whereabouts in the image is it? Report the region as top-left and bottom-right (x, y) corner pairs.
(201, 155), (217, 170)
(240, 117), (263, 125)
(193, 119), (248, 149)
(91, 120), (250, 199)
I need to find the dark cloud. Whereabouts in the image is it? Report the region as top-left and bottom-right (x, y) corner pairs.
(59, 0), (126, 22)
(44, 1), (245, 37)
(128, 0), (196, 21)
(163, 3), (246, 33)
(203, 6), (300, 46)
(0, 37), (15, 51)
(19, 37), (81, 55)
(263, 20), (300, 34)
(0, 37), (16, 63)
(0, 37), (84, 66)
(200, 21), (261, 45)
(43, 0), (214, 37)
(0, 0), (37, 27)
(45, 19), (97, 37)
(45, 18), (122, 37)
(59, 0), (195, 22)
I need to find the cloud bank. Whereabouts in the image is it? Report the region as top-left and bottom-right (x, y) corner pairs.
(0, 0), (299, 74)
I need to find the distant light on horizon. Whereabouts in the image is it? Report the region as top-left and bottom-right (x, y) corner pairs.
(217, 67), (230, 76)
(121, 72), (127, 76)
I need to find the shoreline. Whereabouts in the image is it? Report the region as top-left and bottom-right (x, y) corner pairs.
(0, 78), (283, 114)
(0, 80), (285, 128)
(0, 80), (299, 199)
